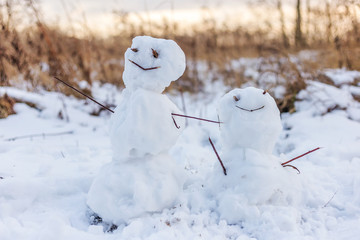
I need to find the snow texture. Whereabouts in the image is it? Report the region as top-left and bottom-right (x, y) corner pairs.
(1, 66), (360, 239)
(109, 88), (185, 159)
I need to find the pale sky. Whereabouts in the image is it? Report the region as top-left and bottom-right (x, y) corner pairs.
(41, 0), (245, 14)
(36, 0), (300, 37)
(38, 0), (252, 36)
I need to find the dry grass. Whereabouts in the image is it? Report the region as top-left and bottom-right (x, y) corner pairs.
(0, 1), (359, 114)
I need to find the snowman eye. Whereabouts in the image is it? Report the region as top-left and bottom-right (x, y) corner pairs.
(131, 48), (138, 52)
(233, 96), (240, 101)
(263, 90), (267, 95)
(152, 48), (159, 58)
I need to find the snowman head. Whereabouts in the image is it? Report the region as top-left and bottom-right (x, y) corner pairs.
(122, 36), (186, 93)
(218, 87), (282, 154)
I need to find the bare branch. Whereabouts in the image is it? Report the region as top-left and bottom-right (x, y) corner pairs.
(281, 147), (321, 166)
(4, 130), (74, 141)
(172, 113), (222, 124)
(209, 137), (227, 176)
(54, 76), (114, 113)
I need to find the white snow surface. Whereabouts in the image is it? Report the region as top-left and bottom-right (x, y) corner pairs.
(1, 68), (360, 239)
(205, 87), (298, 225)
(206, 148), (302, 225)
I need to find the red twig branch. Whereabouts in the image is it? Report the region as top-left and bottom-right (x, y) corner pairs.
(209, 137), (227, 176)
(172, 115), (180, 129)
(172, 113), (222, 124)
(282, 164), (300, 174)
(54, 76), (114, 113)
(281, 147), (321, 166)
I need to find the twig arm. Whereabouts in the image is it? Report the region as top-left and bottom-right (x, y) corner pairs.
(172, 113), (222, 124)
(4, 130), (74, 141)
(209, 137), (227, 176)
(54, 76), (114, 113)
(281, 147), (321, 166)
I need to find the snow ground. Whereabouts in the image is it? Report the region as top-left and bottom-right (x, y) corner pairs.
(1, 69), (360, 240)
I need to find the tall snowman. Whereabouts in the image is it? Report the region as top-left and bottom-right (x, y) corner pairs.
(87, 36), (186, 226)
(208, 87), (301, 224)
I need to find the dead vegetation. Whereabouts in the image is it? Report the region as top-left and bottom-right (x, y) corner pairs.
(0, 93), (15, 118)
(0, 0), (359, 115)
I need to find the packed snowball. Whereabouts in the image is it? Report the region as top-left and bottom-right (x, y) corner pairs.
(123, 36), (186, 93)
(218, 87), (282, 154)
(87, 36), (186, 225)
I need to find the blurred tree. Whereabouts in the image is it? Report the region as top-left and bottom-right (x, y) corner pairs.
(295, 0), (306, 47)
(277, 0), (290, 48)
(325, 0), (333, 44)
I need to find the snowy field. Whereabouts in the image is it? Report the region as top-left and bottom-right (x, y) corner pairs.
(1, 68), (360, 240)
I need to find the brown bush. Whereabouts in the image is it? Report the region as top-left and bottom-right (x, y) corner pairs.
(0, 94), (15, 118)
(0, 0), (359, 113)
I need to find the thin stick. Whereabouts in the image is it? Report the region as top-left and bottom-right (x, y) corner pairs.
(209, 137), (227, 176)
(4, 130), (74, 141)
(323, 190), (338, 208)
(54, 76), (114, 113)
(282, 164), (300, 174)
(281, 147), (321, 166)
(172, 113), (222, 124)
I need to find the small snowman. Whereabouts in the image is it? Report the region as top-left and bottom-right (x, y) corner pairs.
(87, 36), (186, 226)
(208, 87), (300, 224)
(218, 87), (282, 154)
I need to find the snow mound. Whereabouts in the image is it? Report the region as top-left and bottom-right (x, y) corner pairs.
(207, 148), (301, 225)
(297, 81), (360, 121)
(87, 154), (185, 225)
(324, 68), (360, 86)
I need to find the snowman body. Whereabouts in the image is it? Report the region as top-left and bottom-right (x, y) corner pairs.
(208, 87), (300, 224)
(87, 36), (186, 225)
(109, 88), (184, 159)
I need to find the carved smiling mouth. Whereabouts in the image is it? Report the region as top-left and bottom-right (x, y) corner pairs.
(128, 59), (160, 71)
(235, 105), (264, 112)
